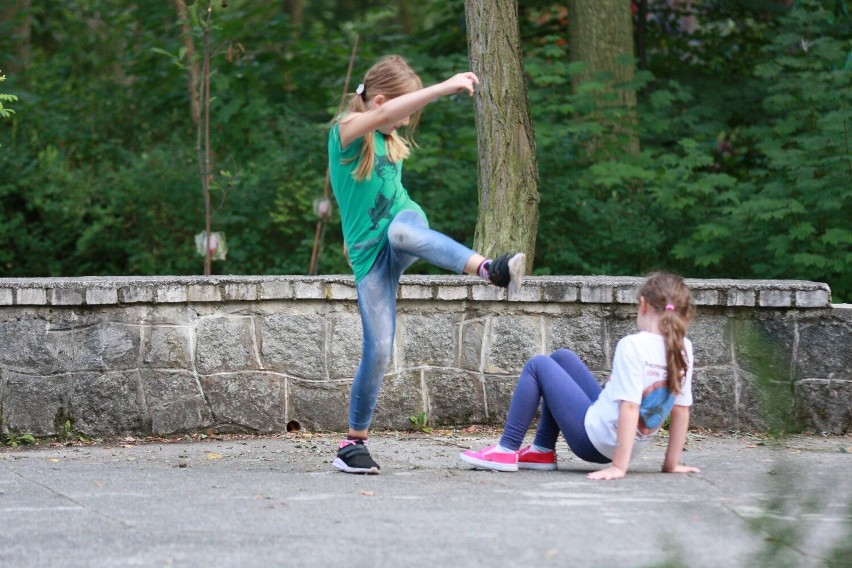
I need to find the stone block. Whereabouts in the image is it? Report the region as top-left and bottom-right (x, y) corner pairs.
(483, 373), (518, 423)
(472, 285), (506, 301)
(486, 315), (540, 373)
(201, 372), (287, 433)
(328, 312), (362, 379)
(188, 284), (222, 303)
(425, 369), (486, 426)
(399, 284), (433, 300)
(759, 289), (792, 308)
(195, 316), (258, 373)
(550, 311), (606, 370)
(0, 317), (68, 375)
(580, 285), (612, 304)
(293, 281), (325, 299)
(371, 371), (424, 430)
(459, 318), (485, 371)
(615, 286), (640, 304)
(689, 367), (738, 431)
(259, 313), (325, 379)
(540, 282), (579, 303)
(156, 285), (188, 303)
(73, 322), (140, 371)
(140, 370), (214, 435)
(259, 280), (294, 301)
(222, 283), (257, 302)
(0, 288), (13, 305)
(692, 288), (721, 306)
(1, 372), (70, 436)
(401, 313), (455, 367)
(727, 289), (755, 307)
(437, 285), (468, 301)
(796, 314), (852, 381)
(796, 289), (830, 308)
(70, 371), (147, 436)
(512, 285), (541, 303)
(18, 288), (47, 305)
(51, 288), (84, 306)
(795, 379), (850, 434)
(288, 378), (350, 432)
(119, 286), (154, 304)
(733, 316), (795, 382)
(85, 287), (118, 305)
(142, 325), (193, 369)
(688, 314), (731, 366)
(328, 283), (357, 301)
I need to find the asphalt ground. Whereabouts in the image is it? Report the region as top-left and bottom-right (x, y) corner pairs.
(1, 428), (850, 568)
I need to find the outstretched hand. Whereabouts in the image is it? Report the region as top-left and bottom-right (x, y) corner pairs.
(587, 465), (626, 481)
(441, 72), (479, 96)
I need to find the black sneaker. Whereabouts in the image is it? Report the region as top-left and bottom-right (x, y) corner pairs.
(487, 252), (526, 294)
(332, 439), (381, 474)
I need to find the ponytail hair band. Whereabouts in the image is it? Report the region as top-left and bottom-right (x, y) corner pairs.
(665, 304), (675, 311)
(355, 83), (366, 99)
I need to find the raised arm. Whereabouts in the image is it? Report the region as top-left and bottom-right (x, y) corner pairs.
(588, 400), (639, 481)
(662, 404), (700, 474)
(338, 72), (478, 148)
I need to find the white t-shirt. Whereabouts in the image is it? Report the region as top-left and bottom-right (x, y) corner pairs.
(584, 331), (694, 461)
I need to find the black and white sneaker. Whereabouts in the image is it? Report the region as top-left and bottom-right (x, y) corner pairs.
(487, 252), (526, 294)
(333, 439), (381, 474)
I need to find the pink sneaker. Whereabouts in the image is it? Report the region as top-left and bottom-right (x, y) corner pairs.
(518, 445), (557, 471)
(459, 445), (518, 472)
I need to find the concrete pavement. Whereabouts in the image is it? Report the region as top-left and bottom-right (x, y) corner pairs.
(1, 429), (850, 568)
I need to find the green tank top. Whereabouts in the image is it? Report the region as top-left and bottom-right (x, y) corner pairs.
(328, 123), (427, 283)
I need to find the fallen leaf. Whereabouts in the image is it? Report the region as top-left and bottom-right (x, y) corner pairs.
(206, 453), (223, 460)
(48, 458), (60, 463)
(361, 491), (375, 496)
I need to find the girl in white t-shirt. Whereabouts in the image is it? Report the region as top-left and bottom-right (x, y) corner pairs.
(460, 272), (700, 480)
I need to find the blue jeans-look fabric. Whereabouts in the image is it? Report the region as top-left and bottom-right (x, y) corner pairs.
(349, 210), (476, 431)
(499, 349), (609, 464)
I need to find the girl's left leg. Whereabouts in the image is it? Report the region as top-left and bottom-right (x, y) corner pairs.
(386, 210), (476, 274)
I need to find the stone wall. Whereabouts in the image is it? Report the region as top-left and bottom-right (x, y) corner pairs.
(0, 275), (848, 438)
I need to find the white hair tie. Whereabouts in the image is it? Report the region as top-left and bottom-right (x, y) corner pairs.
(355, 83), (365, 96)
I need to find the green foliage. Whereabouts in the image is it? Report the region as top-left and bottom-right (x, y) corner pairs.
(2, 432), (36, 447)
(0, 0), (849, 301)
(408, 411), (432, 433)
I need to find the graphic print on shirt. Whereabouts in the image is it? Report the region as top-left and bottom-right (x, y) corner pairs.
(637, 362), (675, 438)
(368, 155), (400, 230)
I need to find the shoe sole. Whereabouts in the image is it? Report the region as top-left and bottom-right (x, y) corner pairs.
(518, 462), (558, 471)
(459, 452), (518, 472)
(508, 253), (526, 295)
(332, 457), (380, 474)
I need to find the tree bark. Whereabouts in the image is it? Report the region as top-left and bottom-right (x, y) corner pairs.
(465, 0), (540, 266)
(568, 0), (639, 156)
(174, 0), (201, 127)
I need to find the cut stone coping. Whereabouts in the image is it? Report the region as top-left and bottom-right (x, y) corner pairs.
(0, 274), (834, 309)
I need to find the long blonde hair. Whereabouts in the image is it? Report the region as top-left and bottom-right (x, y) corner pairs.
(638, 272), (696, 395)
(334, 55), (423, 181)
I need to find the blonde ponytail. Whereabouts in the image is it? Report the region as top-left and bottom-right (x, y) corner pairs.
(638, 273), (696, 394)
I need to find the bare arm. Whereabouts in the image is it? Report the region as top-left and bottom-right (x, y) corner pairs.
(337, 72), (478, 148)
(588, 401), (639, 481)
(662, 405), (700, 474)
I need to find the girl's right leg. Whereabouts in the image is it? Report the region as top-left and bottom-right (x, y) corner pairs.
(531, 349), (603, 450)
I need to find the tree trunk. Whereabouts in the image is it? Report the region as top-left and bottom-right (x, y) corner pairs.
(568, 0), (639, 156)
(174, 0), (201, 127)
(465, 0), (540, 266)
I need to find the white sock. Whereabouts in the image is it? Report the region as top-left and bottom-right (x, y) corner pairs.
(494, 443), (515, 453)
(531, 444), (552, 453)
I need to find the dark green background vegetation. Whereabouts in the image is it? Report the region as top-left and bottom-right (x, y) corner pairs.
(1, 0), (849, 301)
